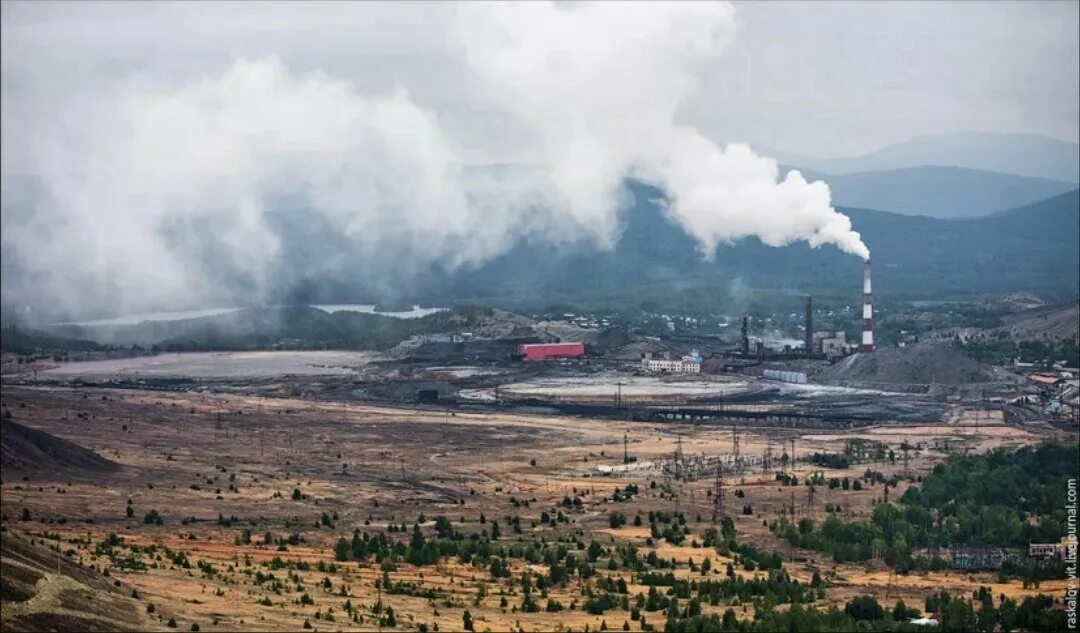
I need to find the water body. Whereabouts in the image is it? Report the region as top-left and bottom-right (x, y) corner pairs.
(41, 350), (381, 379)
(311, 304), (446, 319)
(52, 304), (446, 327)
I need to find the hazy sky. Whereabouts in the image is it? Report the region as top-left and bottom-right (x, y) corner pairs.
(3, 0), (1077, 159)
(699, 1), (1080, 156)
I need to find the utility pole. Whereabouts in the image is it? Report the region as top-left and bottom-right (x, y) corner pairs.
(806, 484), (815, 518)
(623, 433), (629, 465)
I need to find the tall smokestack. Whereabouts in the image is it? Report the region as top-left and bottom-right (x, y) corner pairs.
(804, 296), (813, 358)
(861, 259), (874, 353)
(741, 315), (750, 356)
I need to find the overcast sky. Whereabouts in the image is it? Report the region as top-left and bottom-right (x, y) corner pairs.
(3, 0), (1077, 160)
(1, 1), (1077, 317)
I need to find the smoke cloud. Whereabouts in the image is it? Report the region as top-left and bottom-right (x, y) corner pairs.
(1, 1), (868, 319)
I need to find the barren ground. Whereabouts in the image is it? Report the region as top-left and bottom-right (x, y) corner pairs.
(0, 385), (1067, 632)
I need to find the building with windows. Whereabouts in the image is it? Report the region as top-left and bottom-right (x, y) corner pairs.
(641, 351), (701, 373)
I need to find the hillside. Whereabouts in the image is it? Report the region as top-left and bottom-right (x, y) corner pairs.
(39, 187), (1079, 344)
(0, 327), (107, 354)
(434, 186), (1080, 307)
(20, 187), (1079, 341)
(993, 300), (1080, 341)
(773, 132), (1080, 182)
(787, 165), (1077, 218)
(42, 305), (527, 351)
(0, 418), (119, 479)
(0, 530), (152, 632)
(816, 342), (1018, 387)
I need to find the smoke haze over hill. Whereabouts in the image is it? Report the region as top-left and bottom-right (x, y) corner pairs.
(3, 2), (873, 319)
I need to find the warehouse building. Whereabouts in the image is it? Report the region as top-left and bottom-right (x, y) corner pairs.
(518, 342), (586, 362)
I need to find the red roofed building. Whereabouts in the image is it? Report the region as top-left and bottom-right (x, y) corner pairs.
(518, 343), (586, 362)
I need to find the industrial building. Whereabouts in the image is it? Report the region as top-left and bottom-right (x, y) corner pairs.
(518, 342), (586, 362)
(762, 368), (808, 384)
(812, 330), (854, 357)
(641, 350), (701, 373)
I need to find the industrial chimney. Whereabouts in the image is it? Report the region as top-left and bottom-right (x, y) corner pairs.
(804, 296), (813, 358)
(861, 259), (874, 353)
(741, 315), (750, 356)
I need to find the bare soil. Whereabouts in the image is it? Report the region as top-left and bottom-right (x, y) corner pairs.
(0, 384), (1064, 632)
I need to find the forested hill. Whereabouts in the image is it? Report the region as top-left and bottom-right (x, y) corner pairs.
(428, 186), (1079, 308)
(785, 165), (1078, 218)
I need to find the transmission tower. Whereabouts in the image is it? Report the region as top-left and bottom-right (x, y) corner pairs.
(732, 426), (741, 469)
(711, 462), (725, 523)
(762, 442), (772, 474)
(674, 434), (684, 479)
(806, 484), (815, 518)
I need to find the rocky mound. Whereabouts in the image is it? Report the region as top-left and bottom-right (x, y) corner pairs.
(817, 342), (1017, 386)
(996, 299), (1079, 340)
(0, 419), (118, 478)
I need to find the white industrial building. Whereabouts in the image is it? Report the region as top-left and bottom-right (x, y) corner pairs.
(641, 351), (701, 373)
(762, 369), (808, 384)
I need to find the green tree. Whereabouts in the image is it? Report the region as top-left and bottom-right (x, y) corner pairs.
(334, 537), (350, 561)
(844, 595), (884, 621)
(941, 599), (975, 633)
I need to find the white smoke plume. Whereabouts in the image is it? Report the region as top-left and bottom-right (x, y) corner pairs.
(0, 1), (868, 319)
(453, 2), (868, 260)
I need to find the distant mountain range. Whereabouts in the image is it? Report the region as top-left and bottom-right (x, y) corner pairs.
(770, 132), (1080, 183)
(427, 185), (1080, 309)
(37, 186), (1077, 347)
(5, 130), (1078, 327)
(787, 165), (1078, 219)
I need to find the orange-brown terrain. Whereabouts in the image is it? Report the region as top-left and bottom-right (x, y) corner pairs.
(0, 385), (1070, 632)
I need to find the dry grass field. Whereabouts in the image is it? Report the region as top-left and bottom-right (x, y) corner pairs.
(0, 385), (1068, 632)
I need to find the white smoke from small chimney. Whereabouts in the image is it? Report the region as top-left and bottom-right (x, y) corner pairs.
(0, 1), (870, 317)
